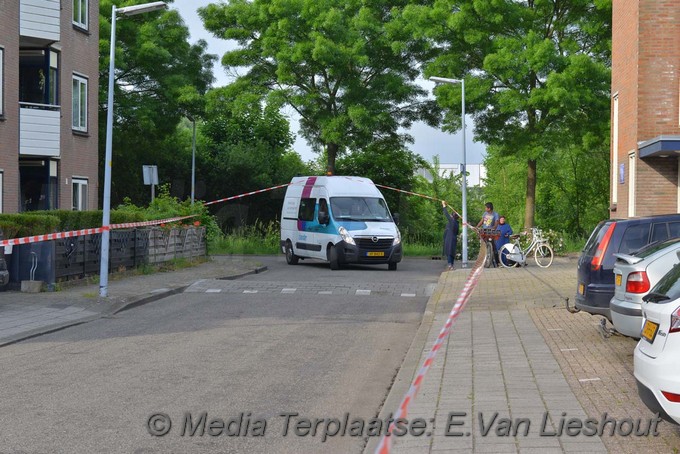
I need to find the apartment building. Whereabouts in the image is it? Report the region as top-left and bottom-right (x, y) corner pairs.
(611, 0), (680, 218)
(0, 0), (99, 213)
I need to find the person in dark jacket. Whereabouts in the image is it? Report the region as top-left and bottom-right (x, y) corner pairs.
(495, 216), (513, 266)
(442, 201), (460, 270)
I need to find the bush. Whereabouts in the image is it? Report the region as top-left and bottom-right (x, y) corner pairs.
(0, 213), (60, 237)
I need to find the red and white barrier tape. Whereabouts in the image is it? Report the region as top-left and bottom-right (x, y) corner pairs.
(203, 182), (293, 206)
(375, 244), (486, 454)
(0, 215), (198, 248)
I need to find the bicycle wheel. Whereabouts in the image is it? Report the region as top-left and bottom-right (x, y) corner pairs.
(498, 243), (519, 268)
(534, 243), (554, 268)
(484, 241), (494, 268)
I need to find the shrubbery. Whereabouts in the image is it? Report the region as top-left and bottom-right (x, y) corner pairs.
(0, 185), (220, 242)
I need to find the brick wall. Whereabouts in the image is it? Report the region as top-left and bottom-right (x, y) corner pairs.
(612, 0), (680, 218)
(58, 0), (100, 211)
(636, 158), (678, 216)
(611, 0), (639, 218)
(0, 1), (21, 213)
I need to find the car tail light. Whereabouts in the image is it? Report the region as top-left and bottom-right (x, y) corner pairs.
(662, 390), (680, 403)
(626, 272), (650, 293)
(670, 306), (680, 334)
(592, 222), (616, 271)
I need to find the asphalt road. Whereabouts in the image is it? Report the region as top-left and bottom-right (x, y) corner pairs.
(0, 256), (444, 454)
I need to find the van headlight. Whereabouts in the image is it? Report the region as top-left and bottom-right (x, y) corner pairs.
(338, 226), (356, 245)
(393, 229), (401, 246)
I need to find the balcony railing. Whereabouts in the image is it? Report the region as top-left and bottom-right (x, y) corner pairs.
(20, 102), (61, 157)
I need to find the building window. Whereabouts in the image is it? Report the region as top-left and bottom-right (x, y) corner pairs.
(72, 74), (87, 131)
(49, 51), (59, 106)
(612, 95), (619, 205)
(73, 0), (88, 29)
(72, 178), (88, 211)
(20, 49), (58, 105)
(0, 47), (3, 116)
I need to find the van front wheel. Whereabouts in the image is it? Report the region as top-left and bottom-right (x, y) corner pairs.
(388, 262), (397, 271)
(285, 241), (299, 265)
(329, 245), (340, 270)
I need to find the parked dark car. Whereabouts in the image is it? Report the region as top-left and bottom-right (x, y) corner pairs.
(576, 214), (680, 319)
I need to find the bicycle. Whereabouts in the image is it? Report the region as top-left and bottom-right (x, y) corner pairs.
(498, 227), (554, 268)
(479, 228), (501, 268)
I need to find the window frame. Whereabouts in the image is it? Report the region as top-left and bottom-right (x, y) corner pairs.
(72, 177), (88, 211)
(72, 74), (88, 132)
(72, 0), (88, 30)
(0, 47), (4, 116)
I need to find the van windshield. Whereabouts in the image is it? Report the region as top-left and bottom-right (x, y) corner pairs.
(331, 197), (392, 222)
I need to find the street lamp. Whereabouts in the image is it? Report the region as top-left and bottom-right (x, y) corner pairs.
(429, 76), (468, 268)
(100, 1), (168, 298)
(187, 115), (197, 205)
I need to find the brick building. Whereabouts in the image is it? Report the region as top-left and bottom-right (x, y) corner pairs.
(0, 0), (99, 213)
(611, 0), (680, 218)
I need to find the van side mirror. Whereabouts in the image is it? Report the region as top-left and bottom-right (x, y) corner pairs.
(392, 213), (400, 225)
(319, 212), (330, 225)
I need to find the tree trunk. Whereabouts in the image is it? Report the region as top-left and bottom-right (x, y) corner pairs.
(524, 159), (536, 228)
(326, 143), (339, 175)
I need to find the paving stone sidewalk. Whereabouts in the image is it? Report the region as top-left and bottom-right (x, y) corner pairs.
(366, 257), (680, 454)
(0, 255), (264, 347)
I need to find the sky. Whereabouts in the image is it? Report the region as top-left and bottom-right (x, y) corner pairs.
(170, 0), (487, 165)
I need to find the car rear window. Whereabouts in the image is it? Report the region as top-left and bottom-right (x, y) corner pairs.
(582, 221), (611, 256)
(618, 223), (651, 254)
(635, 237), (680, 259)
(649, 263), (680, 302)
(670, 221), (680, 237)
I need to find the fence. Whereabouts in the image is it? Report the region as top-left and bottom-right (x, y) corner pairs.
(5, 226), (206, 288)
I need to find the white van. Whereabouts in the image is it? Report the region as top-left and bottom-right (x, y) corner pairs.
(280, 176), (402, 270)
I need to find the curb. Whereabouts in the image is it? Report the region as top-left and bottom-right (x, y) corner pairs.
(363, 270), (448, 454)
(0, 266), (268, 348)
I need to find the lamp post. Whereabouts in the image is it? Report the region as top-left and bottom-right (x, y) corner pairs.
(100, 1), (168, 298)
(429, 76), (468, 268)
(188, 116), (196, 205)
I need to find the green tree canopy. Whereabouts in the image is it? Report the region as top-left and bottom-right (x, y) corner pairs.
(99, 1), (217, 205)
(199, 0), (441, 174)
(400, 0), (612, 228)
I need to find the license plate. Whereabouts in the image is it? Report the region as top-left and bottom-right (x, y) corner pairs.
(367, 251), (384, 257)
(641, 320), (659, 343)
(615, 274), (622, 286)
(578, 283), (585, 295)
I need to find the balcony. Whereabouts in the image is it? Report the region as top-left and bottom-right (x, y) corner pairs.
(20, 103), (61, 157)
(20, 0), (60, 44)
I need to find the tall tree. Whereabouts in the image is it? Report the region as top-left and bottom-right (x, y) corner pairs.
(401, 0), (611, 227)
(99, 1), (216, 205)
(198, 0), (440, 174)
(199, 82), (301, 227)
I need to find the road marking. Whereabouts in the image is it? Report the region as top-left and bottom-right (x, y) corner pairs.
(282, 288), (297, 294)
(578, 378), (601, 383)
(401, 293), (416, 297)
(243, 290), (258, 294)
(150, 288), (170, 294)
(560, 348), (579, 352)
(356, 289), (371, 296)
(547, 328), (563, 331)
(205, 289), (222, 293)
(318, 291), (333, 295)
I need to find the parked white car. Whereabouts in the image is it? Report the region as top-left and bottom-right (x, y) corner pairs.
(610, 238), (680, 338)
(634, 262), (680, 425)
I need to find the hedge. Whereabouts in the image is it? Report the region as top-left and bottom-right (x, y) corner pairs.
(0, 210), (144, 239)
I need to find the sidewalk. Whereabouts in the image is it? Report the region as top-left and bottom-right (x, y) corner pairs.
(0, 255), (265, 347)
(367, 257), (680, 454)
